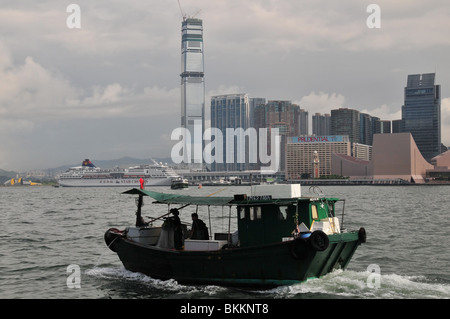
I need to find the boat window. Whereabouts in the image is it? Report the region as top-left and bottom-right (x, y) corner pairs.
(248, 206), (261, 221)
(278, 206), (288, 220)
(238, 206), (245, 220)
(256, 207), (261, 219)
(311, 204), (318, 220)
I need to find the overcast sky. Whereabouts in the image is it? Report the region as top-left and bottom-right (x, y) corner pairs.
(1, 0), (449, 171)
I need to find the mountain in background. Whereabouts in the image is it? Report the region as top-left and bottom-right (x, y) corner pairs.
(0, 168), (19, 184)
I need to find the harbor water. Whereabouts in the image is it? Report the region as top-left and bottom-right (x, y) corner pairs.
(1, 185), (449, 299)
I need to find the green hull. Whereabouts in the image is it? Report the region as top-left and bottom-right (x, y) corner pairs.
(107, 230), (363, 288)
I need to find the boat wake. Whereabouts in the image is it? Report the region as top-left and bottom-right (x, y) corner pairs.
(264, 269), (450, 299)
(85, 266), (228, 298)
(86, 267), (450, 299)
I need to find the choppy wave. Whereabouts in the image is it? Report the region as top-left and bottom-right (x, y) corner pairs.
(85, 267), (450, 299)
(85, 266), (229, 298)
(266, 270), (450, 299)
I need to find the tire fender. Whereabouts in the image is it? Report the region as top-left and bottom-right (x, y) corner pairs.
(309, 230), (329, 251)
(358, 227), (367, 244)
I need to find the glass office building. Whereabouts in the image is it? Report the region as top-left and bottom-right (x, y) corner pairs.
(330, 108), (361, 144)
(402, 73), (441, 162)
(180, 18), (205, 163)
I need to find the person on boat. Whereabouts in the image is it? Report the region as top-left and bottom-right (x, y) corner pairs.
(169, 208), (183, 250)
(189, 213), (209, 240)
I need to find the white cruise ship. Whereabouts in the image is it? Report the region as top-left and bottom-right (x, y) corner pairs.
(57, 159), (179, 187)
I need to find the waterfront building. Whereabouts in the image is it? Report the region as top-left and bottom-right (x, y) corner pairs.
(286, 135), (351, 180)
(353, 143), (372, 161)
(331, 154), (371, 179)
(331, 133), (433, 183)
(180, 17), (205, 164)
(210, 94), (250, 171)
(401, 73), (441, 162)
(428, 150), (450, 179)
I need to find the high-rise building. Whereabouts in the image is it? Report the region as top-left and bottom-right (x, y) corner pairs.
(330, 108), (361, 144)
(374, 120), (391, 134)
(360, 113), (375, 146)
(248, 98), (266, 128)
(298, 109), (309, 135)
(392, 119), (404, 133)
(401, 73), (441, 162)
(254, 101), (302, 171)
(312, 113), (331, 136)
(180, 18), (205, 163)
(210, 94), (250, 171)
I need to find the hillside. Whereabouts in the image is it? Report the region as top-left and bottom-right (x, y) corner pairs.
(0, 168), (18, 184)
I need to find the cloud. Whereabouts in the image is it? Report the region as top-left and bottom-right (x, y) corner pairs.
(0, 38), (180, 170)
(0, 41), (179, 123)
(297, 91), (346, 115)
(361, 104), (401, 121)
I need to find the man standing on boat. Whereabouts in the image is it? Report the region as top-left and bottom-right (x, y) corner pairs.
(189, 213), (209, 240)
(169, 209), (183, 250)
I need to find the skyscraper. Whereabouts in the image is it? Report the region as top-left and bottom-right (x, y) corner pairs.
(210, 94), (250, 171)
(402, 73), (441, 162)
(330, 108), (360, 144)
(180, 18), (205, 164)
(298, 109), (309, 135)
(254, 101), (302, 172)
(312, 113), (331, 136)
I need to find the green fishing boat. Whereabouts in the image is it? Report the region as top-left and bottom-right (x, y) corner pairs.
(105, 184), (366, 288)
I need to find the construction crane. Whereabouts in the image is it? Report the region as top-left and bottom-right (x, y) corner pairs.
(177, 0), (201, 21)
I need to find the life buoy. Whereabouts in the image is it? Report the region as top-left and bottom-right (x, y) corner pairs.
(358, 227), (367, 244)
(309, 230), (329, 251)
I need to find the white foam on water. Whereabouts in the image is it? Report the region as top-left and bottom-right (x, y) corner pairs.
(85, 266), (227, 297)
(261, 270), (450, 299)
(85, 267), (450, 299)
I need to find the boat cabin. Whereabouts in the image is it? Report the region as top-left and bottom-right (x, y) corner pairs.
(234, 186), (340, 247)
(122, 184), (342, 251)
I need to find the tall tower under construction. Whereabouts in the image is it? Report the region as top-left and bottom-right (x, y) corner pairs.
(180, 17), (205, 164)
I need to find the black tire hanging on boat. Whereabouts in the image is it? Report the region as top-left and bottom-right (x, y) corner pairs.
(358, 227), (367, 244)
(309, 230), (329, 251)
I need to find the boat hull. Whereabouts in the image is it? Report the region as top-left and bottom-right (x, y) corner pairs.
(105, 229), (364, 288)
(171, 183), (189, 190)
(58, 177), (173, 187)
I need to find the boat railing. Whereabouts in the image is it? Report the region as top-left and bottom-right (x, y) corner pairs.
(335, 199), (346, 232)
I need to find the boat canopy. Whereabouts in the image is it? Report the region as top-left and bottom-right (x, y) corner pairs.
(122, 188), (337, 207)
(122, 188), (233, 206)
